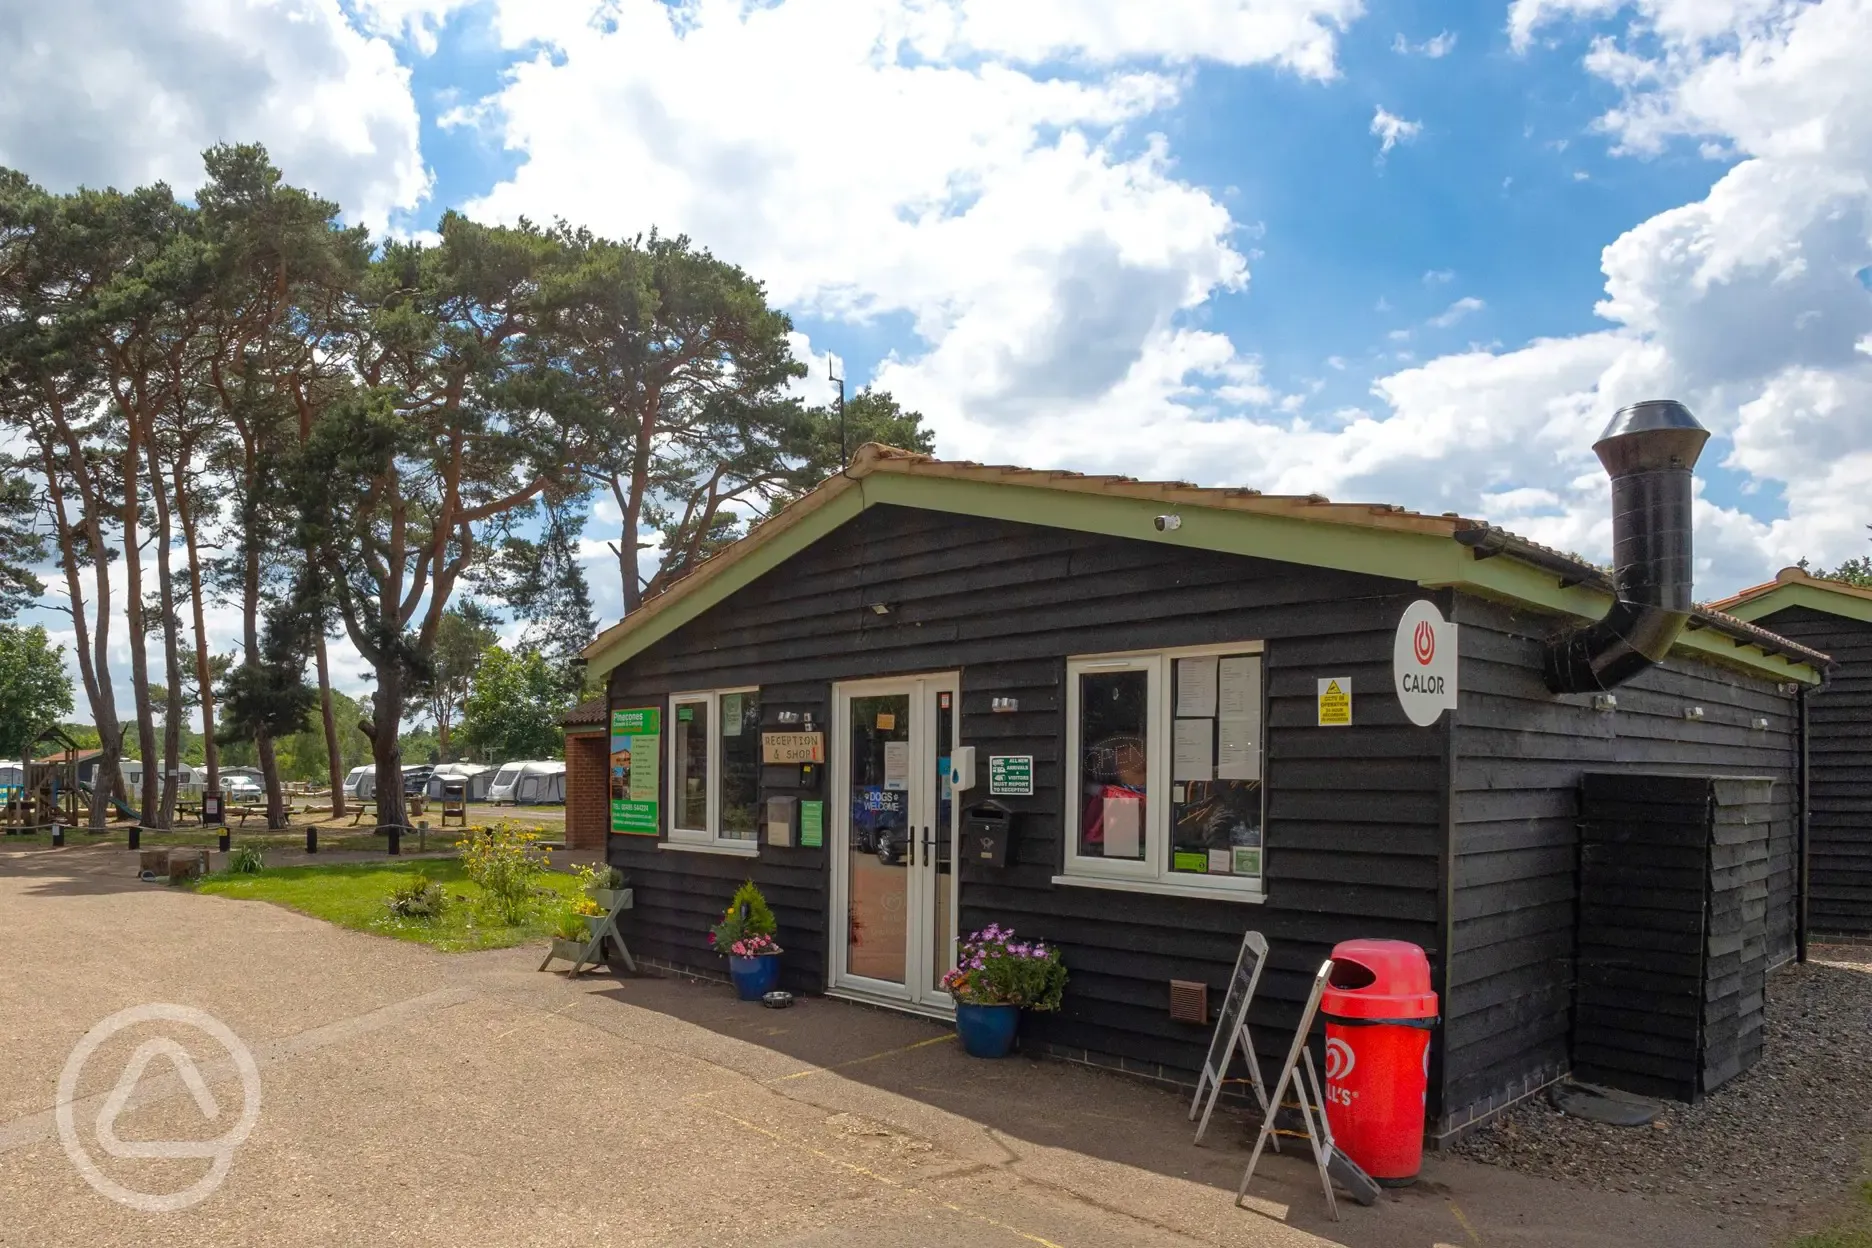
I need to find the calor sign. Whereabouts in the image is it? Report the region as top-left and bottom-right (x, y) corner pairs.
(1393, 600), (1458, 727)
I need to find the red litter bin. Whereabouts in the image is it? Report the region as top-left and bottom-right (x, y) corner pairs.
(1320, 939), (1439, 1184)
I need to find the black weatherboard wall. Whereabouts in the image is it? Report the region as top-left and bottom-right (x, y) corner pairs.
(1752, 604), (1872, 936)
(605, 503), (1453, 1111)
(1443, 595), (1800, 1130)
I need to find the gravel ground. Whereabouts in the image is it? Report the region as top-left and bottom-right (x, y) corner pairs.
(1453, 943), (1872, 1229)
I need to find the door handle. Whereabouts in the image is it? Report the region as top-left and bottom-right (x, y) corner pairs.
(921, 826), (932, 862)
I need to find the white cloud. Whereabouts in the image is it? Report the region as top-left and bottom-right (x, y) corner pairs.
(1371, 107), (1423, 155)
(0, 0), (430, 229)
(1428, 296), (1486, 328)
(1423, 268), (1455, 285)
(1393, 29), (1458, 57)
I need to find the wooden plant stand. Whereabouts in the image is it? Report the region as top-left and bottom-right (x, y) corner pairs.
(539, 887), (635, 977)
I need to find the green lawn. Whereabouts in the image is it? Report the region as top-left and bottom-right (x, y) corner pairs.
(1793, 1180), (1872, 1248)
(193, 859), (585, 952)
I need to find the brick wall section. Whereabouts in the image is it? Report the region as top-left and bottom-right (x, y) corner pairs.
(564, 731), (608, 851)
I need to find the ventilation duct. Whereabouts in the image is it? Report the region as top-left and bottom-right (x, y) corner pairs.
(1544, 400), (1710, 694)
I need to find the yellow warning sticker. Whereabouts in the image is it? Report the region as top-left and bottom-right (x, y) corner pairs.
(1317, 677), (1352, 727)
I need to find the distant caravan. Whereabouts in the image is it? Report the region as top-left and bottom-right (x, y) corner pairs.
(487, 760), (566, 805)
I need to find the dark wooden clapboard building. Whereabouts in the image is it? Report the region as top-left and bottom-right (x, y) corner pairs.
(577, 401), (1829, 1141)
(1714, 567), (1872, 938)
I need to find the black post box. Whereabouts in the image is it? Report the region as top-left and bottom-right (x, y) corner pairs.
(962, 800), (1015, 868)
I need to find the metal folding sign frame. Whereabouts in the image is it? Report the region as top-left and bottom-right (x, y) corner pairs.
(1190, 930), (1276, 1147)
(1235, 958), (1380, 1222)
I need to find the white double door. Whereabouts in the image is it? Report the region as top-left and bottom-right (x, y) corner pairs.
(830, 673), (959, 1012)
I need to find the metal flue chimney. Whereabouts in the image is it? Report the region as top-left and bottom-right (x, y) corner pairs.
(1545, 400), (1711, 693)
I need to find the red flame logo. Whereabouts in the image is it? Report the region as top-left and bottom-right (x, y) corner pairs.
(1413, 619), (1436, 666)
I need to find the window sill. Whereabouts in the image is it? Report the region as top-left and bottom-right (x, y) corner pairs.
(660, 841), (761, 858)
(1051, 874), (1265, 904)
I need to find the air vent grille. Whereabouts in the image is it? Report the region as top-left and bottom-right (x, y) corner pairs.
(1169, 979), (1208, 1025)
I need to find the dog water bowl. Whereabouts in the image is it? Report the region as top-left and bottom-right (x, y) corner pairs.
(762, 991), (794, 1009)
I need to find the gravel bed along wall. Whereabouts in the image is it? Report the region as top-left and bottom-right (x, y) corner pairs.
(1452, 945), (1872, 1228)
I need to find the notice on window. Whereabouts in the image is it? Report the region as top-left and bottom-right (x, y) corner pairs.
(1217, 716), (1260, 781)
(1103, 793), (1142, 858)
(1317, 677), (1352, 727)
(1176, 656), (1218, 718)
(1233, 847), (1262, 876)
(1219, 656), (1259, 716)
(1173, 718), (1214, 781)
(1208, 848), (1234, 874)
(723, 692), (743, 735)
(883, 740), (911, 791)
(876, 711), (896, 731)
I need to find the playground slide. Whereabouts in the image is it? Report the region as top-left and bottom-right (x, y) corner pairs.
(111, 796), (140, 821)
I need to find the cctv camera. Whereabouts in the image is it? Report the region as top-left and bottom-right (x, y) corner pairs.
(1153, 514), (1182, 532)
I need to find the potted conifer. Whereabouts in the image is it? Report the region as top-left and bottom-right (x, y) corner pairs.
(709, 880), (784, 1001)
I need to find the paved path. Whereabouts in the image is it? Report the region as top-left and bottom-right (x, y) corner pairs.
(0, 846), (1771, 1247)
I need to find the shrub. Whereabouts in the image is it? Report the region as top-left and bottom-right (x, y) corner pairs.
(708, 879), (779, 953)
(387, 874), (447, 919)
(551, 907), (589, 942)
(572, 896), (603, 917)
(459, 822), (549, 925)
(578, 863), (626, 894)
(941, 924), (1066, 1010)
(229, 845), (265, 874)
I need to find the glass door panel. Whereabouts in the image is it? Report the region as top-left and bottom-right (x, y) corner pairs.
(846, 693), (911, 986)
(930, 686), (956, 994)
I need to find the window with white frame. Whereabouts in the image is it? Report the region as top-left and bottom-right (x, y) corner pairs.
(669, 689), (762, 846)
(1064, 644), (1264, 894)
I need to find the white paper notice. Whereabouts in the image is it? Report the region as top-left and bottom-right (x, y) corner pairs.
(1219, 656), (1260, 716)
(1103, 794), (1141, 858)
(1217, 716), (1261, 781)
(883, 741), (910, 791)
(1208, 848), (1233, 874)
(1176, 656), (1218, 718)
(1173, 718), (1214, 781)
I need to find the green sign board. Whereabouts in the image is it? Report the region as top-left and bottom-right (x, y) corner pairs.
(799, 800), (824, 848)
(988, 754), (1033, 797)
(610, 707), (662, 835)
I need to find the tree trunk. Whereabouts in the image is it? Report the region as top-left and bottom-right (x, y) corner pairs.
(149, 439), (183, 829)
(316, 629), (345, 817)
(174, 463), (219, 793)
(366, 669), (407, 833)
(122, 439), (160, 828)
(239, 461), (286, 830)
(257, 732), (285, 830)
(40, 435), (124, 828)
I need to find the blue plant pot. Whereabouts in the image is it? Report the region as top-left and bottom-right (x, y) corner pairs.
(955, 1003), (1020, 1058)
(728, 954), (781, 1001)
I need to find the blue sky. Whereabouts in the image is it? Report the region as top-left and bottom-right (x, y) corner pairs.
(3, 0), (1870, 710)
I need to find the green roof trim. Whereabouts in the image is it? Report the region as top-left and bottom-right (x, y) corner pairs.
(1720, 580), (1872, 628)
(582, 466), (1823, 688)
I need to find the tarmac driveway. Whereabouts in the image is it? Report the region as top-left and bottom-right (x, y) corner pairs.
(0, 846), (1777, 1247)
